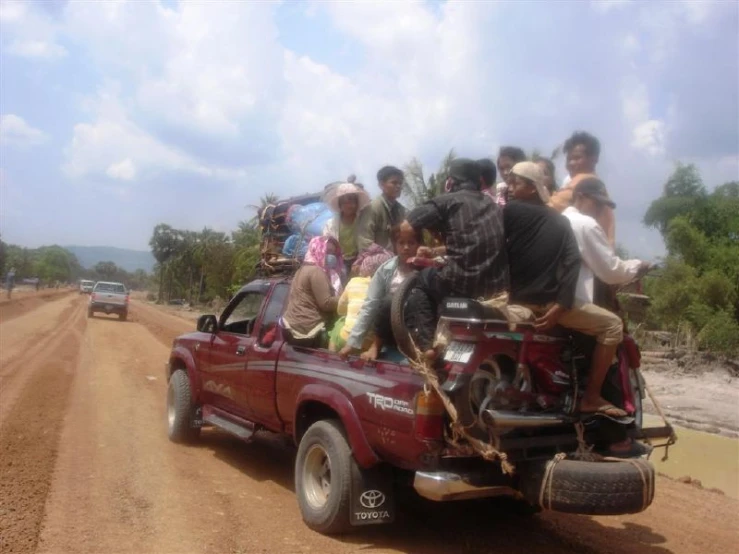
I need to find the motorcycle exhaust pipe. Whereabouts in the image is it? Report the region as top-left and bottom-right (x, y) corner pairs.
(481, 409), (568, 429)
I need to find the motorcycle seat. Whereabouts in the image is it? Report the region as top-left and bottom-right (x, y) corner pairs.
(441, 298), (571, 339)
(440, 297), (508, 321)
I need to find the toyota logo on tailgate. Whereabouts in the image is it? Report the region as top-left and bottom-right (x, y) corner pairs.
(359, 490), (386, 509)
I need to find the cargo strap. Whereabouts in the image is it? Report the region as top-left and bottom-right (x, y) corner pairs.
(408, 341), (515, 475)
(641, 377), (678, 461)
(538, 452), (566, 510)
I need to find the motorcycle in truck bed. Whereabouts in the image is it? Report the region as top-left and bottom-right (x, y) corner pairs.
(165, 276), (675, 534)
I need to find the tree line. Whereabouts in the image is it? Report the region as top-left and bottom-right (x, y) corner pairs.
(0, 240), (152, 291)
(148, 222), (261, 304)
(642, 165), (739, 354)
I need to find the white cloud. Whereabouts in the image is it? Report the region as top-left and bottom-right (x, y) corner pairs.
(0, 0), (68, 63)
(106, 158), (137, 181)
(591, 0), (633, 14)
(7, 39), (67, 59)
(0, 114), (49, 147)
(621, 34), (641, 55)
(631, 120), (666, 157)
(0, 0), (25, 23)
(62, 86), (194, 180)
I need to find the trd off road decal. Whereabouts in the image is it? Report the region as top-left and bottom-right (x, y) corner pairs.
(366, 392), (413, 415)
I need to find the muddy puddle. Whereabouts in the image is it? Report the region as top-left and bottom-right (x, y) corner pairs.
(644, 415), (739, 498)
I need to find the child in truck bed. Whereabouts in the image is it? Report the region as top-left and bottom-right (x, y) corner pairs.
(329, 244), (393, 352)
(338, 222), (422, 361)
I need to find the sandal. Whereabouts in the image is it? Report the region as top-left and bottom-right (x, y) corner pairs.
(581, 403), (628, 418)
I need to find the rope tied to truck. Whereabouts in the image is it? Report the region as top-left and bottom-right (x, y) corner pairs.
(407, 340), (516, 475)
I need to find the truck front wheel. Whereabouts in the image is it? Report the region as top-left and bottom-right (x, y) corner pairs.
(295, 420), (354, 535)
(167, 370), (200, 443)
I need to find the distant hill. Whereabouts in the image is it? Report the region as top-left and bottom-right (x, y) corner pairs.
(65, 246), (156, 273)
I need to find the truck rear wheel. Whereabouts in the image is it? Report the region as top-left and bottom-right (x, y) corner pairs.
(295, 419), (355, 534)
(119, 311), (128, 322)
(167, 370), (200, 443)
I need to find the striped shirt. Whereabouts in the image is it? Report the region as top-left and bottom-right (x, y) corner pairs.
(407, 189), (509, 298)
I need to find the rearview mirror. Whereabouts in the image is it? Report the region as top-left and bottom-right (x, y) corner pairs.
(197, 314), (218, 334)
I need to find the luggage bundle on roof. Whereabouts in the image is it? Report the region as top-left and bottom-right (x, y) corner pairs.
(257, 188), (335, 275)
(256, 177), (363, 276)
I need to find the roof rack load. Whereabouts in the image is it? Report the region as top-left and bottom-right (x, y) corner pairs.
(257, 190), (331, 277)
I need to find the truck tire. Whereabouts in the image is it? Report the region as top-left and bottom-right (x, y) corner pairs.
(521, 457), (655, 516)
(87, 309), (93, 318)
(390, 272), (420, 361)
(295, 419), (355, 535)
(119, 311), (128, 322)
(167, 370), (200, 443)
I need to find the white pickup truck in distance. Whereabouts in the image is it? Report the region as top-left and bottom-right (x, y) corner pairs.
(79, 279), (95, 294)
(88, 281), (129, 321)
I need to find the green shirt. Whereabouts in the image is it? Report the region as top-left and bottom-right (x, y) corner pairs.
(357, 195), (406, 252)
(338, 220), (358, 258)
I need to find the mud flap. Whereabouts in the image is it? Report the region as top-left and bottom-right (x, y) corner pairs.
(350, 463), (395, 527)
(192, 406), (204, 428)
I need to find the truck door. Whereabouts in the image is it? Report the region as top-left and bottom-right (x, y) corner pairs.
(241, 283), (289, 430)
(207, 289), (267, 419)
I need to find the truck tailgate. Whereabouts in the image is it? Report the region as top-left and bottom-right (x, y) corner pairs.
(94, 291), (126, 306)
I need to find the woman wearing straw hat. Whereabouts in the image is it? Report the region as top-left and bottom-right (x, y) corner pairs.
(323, 180), (371, 275)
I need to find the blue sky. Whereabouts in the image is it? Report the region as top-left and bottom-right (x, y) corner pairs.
(1, 0), (737, 259)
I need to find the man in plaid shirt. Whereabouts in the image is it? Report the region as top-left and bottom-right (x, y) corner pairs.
(405, 158), (509, 353)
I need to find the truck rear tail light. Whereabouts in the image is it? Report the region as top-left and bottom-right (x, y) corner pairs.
(414, 389), (445, 441)
(91, 293), (96, 301)
(125, 294), (130, 304)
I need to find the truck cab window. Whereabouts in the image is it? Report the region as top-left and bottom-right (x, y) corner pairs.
(222, 292), (264, 335)
(258, 284), (289, 344)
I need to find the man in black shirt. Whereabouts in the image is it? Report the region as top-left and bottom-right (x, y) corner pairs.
(504, 161), (580, 329)
(405, 158), (509, 354)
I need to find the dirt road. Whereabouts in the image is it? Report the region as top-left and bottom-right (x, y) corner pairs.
(1, 295), (738, 554)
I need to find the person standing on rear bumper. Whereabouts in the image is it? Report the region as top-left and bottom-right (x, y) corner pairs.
(561, 177), (651, 418)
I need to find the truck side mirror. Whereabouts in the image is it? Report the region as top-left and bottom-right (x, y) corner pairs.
(197, 314), (218, 334)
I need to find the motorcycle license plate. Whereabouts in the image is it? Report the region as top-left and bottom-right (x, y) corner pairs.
(444, 341), (475, 364)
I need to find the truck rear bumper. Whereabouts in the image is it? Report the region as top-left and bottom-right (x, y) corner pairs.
(89, 302), (127, 314)
(413, 470), (518, 502)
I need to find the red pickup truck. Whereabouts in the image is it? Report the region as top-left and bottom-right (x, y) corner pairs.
(166, 277), (661, 535)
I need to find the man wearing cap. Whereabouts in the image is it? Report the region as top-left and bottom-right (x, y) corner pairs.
(405, 158), (508, 355)
(504, 163), (645, 421)
(504, 161), (581, 327)
(561, 177), (650, 418)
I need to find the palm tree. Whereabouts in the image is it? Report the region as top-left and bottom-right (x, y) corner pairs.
(247, 193), (280, 225)
(149, 224), (180, 303)
(402, 149), (456, 207)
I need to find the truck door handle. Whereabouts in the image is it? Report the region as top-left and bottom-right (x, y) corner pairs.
(236, 345), (246, 356)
